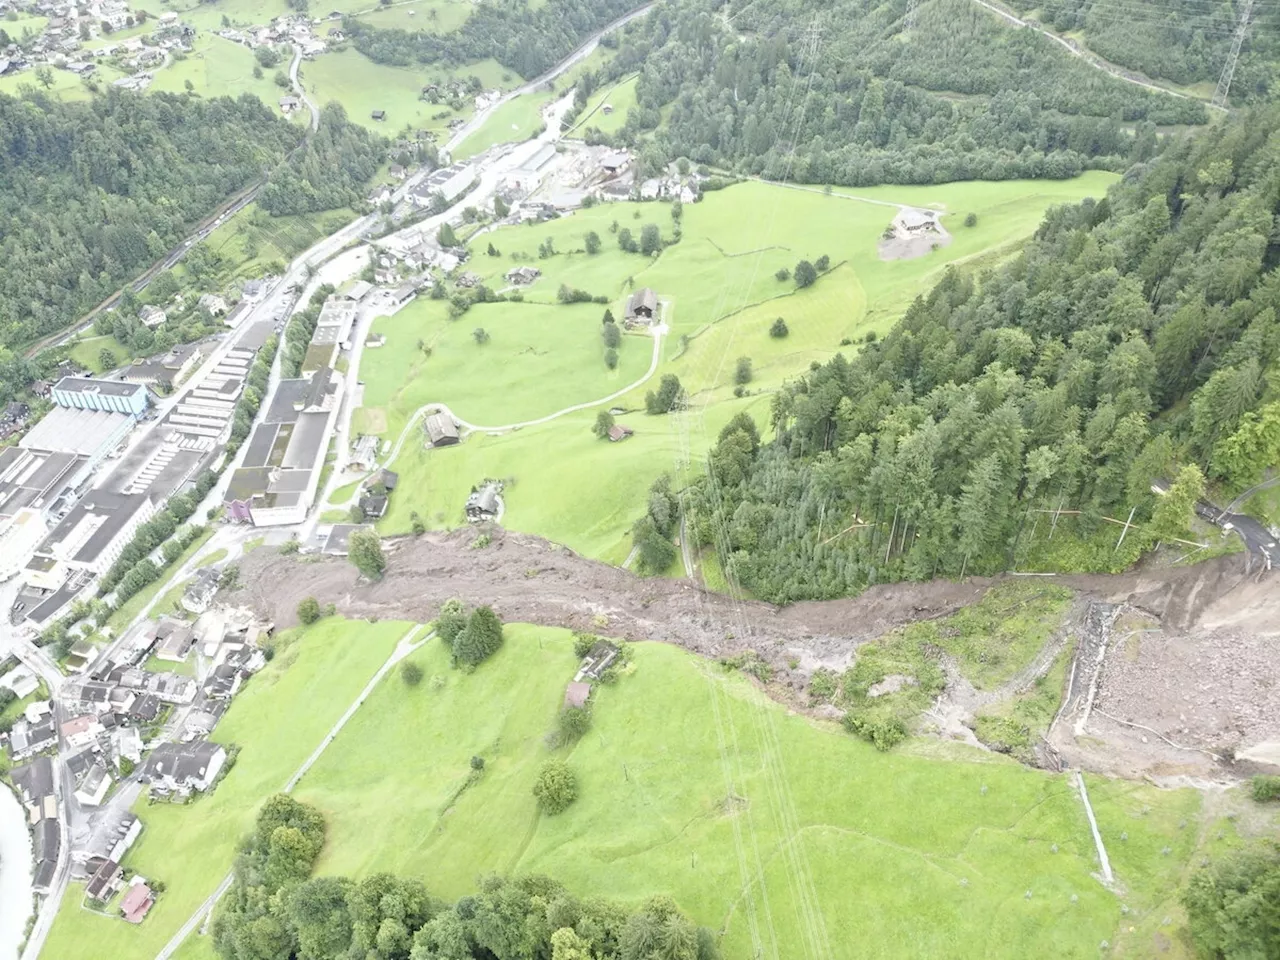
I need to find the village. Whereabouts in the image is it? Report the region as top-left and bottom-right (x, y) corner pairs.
(4, 572), (272, 926)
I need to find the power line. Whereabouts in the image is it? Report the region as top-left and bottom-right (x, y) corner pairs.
(1213, 0), (1255, 107)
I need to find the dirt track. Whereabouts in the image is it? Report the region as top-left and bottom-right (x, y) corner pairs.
(234, 528), (1280, 779)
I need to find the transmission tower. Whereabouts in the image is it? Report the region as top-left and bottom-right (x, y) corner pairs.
(1212, 0), (1254, 109)
(903, 0), (921, 32)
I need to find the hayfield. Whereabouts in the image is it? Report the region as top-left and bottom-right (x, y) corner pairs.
(301, 49), (511, 136)
(40, 619), (411, 960)
(359, 174), (1116, 559)
(572, 73), (638, 135)
(149, 35), (289, 106)
(453, 89), (553, 159)
(295, 625), (1208, 960)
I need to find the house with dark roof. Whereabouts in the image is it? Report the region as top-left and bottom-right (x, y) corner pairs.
(623, 288), (658, 327)
(607, 424), (634, 443)
(140, 740), (227, 795)
(32, 818), (60, 892)
(465, 482), (502, 522)
(85, 858), (124, 902)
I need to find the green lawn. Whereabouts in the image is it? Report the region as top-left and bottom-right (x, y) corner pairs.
(297, 625), (1208, 960)
(66, 336), (130, 374)
(453, 90), (552, 159)
(41, 618), (411, 960)
(143, 654), (196, 677)
(351, 0), (473, 33)
(301, 49), (512, 137)
(1243, 483), (1280, 526)
(362, 174), (1116, 561)
(571, 74), (638, 135)
(0, 680), (49, 726)
(150, 35), (294, 107)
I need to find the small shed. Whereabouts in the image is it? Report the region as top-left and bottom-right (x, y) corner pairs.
(371, 109), (386, 121)
(607, 424), (633, 443)
(563, 682), (591, 709)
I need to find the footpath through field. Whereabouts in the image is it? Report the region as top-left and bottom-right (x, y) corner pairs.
(154, 624), (429, 960)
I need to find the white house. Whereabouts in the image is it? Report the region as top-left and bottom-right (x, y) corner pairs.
(0, 666), (39, 700)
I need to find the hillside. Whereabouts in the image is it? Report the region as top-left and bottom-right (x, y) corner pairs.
(684, 105), (1280, 602)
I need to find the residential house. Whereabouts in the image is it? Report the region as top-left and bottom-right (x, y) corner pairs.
(349, 434), (379, 470)
(900, 209), (939, 234)
(505, 266), (541, 285)
(11, 756), (56, 822)
(380, 469), (399, 492)
(182, 567), (219, 614)
(138, 305), (166, 329)
(279, 95), (300, 115)
(85, 858), (124, 902)
(321, 523), (372, 556)
(152, 618), (195, 662)
(574, 640), (620, 681)
(61, 715), (104, 749)
(74, 763), (111, 807)
(140, 740), (227, 794)
(465, 482), (501, 522)
(120, 881), (155, 923)
(33, 818), (60, 893)
(389, 163), (407, 180)
(198, 293), (228, 316)
(203, 664), (243, 701)
(9, 715), (57, 761)
(358, 492), (388, 519)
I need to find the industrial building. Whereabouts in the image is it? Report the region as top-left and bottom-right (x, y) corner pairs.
(51, 377), (148, 416)
(409, 163), (473, 208)
(223, 366), (344, 526)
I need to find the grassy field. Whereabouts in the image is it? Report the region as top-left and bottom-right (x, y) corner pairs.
(150, 35), (292, 106)
(361, 174), (1116, 559)
(301, 49), (512, 137)
(296, 624), (1211, 959)
(453, 90), (553, 159)
(352, 0), (473, 33)
(66, 336), (130, 374)
(572, 74), (638, 135)
(40, 618), (410, 960)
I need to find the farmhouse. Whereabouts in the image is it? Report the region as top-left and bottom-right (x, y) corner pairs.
(900, 209), (939, 234)
(575, 640), (620, 681)
(505, 266), (541, 285)
(465, 482), (502, 522)
(607, 425), (634, 443)
(600, 150), (631, 176)
(359, 492), (388, 519)
(389, 163), (407, 180)
(424, 411), (460, 447)
(623, 288), (658, 327)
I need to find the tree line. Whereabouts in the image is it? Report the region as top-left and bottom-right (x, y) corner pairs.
(580, 0), (1206, 188)
(0, 89), (301, 350)
(212, 794), (719, 960)
(343, 0), (640, 81)
(259, 103), (385, 217)
(677, 105), (1280, 602)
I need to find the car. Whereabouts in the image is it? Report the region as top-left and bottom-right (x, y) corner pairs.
(184, 239), (193, 247)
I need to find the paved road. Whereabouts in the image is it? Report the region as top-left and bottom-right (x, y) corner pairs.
(289, 47), (321, 132)
(154, 625), (427, 960)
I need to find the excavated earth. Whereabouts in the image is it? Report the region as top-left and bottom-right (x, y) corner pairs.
(233, 528), (1280, 781)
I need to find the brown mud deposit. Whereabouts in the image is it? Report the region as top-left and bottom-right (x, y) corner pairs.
(235, 528), (1279, 781)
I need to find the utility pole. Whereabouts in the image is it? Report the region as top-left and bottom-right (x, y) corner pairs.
(1212, 0), (1254, 109)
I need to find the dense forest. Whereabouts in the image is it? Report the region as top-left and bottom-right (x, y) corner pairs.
(212, 795), (718, 960)
(0, 90), (300, 349)
(681, 106), (1280, 602)
(1001, 0), (1280, 98)
(259, 103), (385, 216)
(586, 0), (1206, 186)
(344, 0), (639, 80)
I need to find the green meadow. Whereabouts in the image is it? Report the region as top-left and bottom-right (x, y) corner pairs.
(572, 73), (639, 135)
(358, 173), (1116, 558)
(293, 625), (1209, 960)
(453, 89), (553, 159)
(150, 35), (290, 106)
(66, 335), (130, 374)
(40, 619), (411, 960)
(301, 50), (512, 136)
